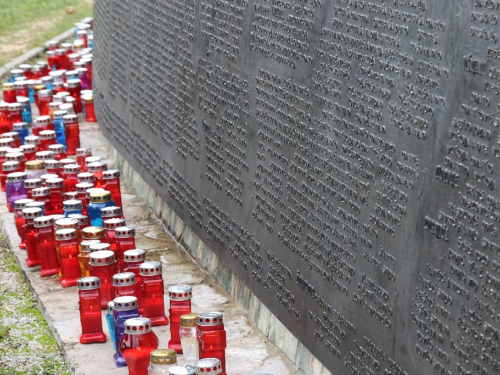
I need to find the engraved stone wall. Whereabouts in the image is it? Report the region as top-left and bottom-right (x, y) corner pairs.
(94, 1), (500, 373)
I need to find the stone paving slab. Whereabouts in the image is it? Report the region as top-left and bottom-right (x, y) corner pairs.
(0, 116), (304, 375)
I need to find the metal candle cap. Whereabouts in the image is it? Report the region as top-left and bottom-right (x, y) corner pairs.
(0, 147), (12, 157)
(124, 317), (152, 335)
(25, 160), (44, 170)
(113, 272), (136, 286)
(85, 156), (101, 165)
(77, 276), (100, 291)
(48, 144), (65, 154)
(35, 116), (50, 126)
(195, 358), (222, 374)
(107, 301), (114, 313)
(63, 199), (82, 210)
(14, 198), (34, 210)
(140, 261), (162, 276)
(59, 158), (75, 167)
(87, 161), (107, 172)
(63, 164), (81, 174)
(168, 365), (199, 375)
(20, 144), (35, 153)
(36, 151), (54, 161)
(44, 159), (60, 169)
(100, 206), (122, 218)
(115, 226), (135, 238)
(3, 132), (19, 140)
(68, 214), (89, 227)
(150, 349), (177, 365)
(50, 215), (65, 223)
(22, 207), (42, 219)
(55, 228), (77, 241)
(77, 172), (95, 183)
(39, 130), (56, 140)
(197, 312), (223, 327)
(53, 110), (67, 120)
(55, 218), (79, 230)
(102, 169), (120, 180)
(76, 182), (94, 193)
(26, 202), (45, 211)
(90, 190), (111, 202)
(24, 179), (42, 189)
(34, 216), (54, 228)
(76, 147), (91, 157)
(46, 178), (64, 188)
(42, 174), (59, 182)
(82, 226), (104, 239)
(0, 138), (13, 148)
(168, 285), (192, 301)
(88, 243), (110, 253)
(103, 218), (125, 230)
(6, 152), (24, 162)
(124, 249), (146, 263)
(7, 171), (27, 182)
(63, 192), (78, 201)
(80, 240), (100, 253)
(37, 89), (52, 98)
(13, 122), (28, 130)
(180, 313), (198, 328)
(25, 137), (41, 147)
(32, 187), (50, 197)
(113, 296), (138, 311)
(89, 250), (115, 266)
(2, 161), (19, 171)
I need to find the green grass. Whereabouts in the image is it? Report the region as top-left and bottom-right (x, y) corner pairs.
(0, 0), (93, 66)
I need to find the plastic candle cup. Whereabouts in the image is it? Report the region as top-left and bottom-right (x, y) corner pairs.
(76, 182), (93, 215)
(89, 250), (118, 309)
(76, 147), (91, 171)
(46, 177), (64, 214)
(63, 114), (80, 155)
(101, 206), (123, 221)
(113, 272), (141, 313)
(103, 169), (122, 208)
(168, 285), (193, 353)
(196, 312), (227, 375)
(147, 349), (177, 374)
(34, 216), (59, 277)
(3, 132), (21, 148)
(87, 161), (107, 188)
(77, 277), (107, 344)
(1, 161), (21, 191)
(115, 226), (136, 272)
(167, 365), (199, 375)
(140, 261), (169, 326)
(24, 178), (42, 199)
(20, 144), (36, 161)
(6, 151), (25, 171)
(14, 198), (34, 248)
(25, 201), (45, 216)
(88, 190), (116, 227)
(44, 159), (62, 177)
(194, 358), (222, 375)
(103, 218), (126, 259)
(25, 160), (46, 180)
(55, 228), (81, 287)
(107, 301), (116, 349)
(6, 171), (28, 212)
(113, 296), (140, 367)
(78, 239), (101, 277)
(22, 207), (43, 267)
(63, 199), (82, 217)
(48, 144), (67, 161)
(13, 122), (29, 144)
(53, 110), (68, 149)
(32, 187), (53, 215)
(63, 163), (81, 192)
(82, 226), (106, 243)
(180, 314), (200, 365)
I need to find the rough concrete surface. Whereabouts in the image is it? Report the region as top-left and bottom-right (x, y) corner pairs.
(0, 115), (304, 375)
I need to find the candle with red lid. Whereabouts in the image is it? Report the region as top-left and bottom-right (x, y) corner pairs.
(37, 90), (53, 117)
(140, 261), (169, 326)
(39, 130), (57, 151)
(44, 159), (62, 177)
(77, 277), (107, 344)
(78, 239), (100, 277)
(3, 132), (21, 148)
(20, 144), (36, 161)
(6, 171), (27, 212)
(196, 312), (227, 375)
(89, 250), (118, 309)
(6, 151), (25, 171)
(103, 169), (122, 208)
(55, 228), (80, 287)
(48, 144), (66, 161)
(34, 216), (59, 277)
(46, 177), (64, 214)
(63, 163), (81, 192)
(1, 161), (20, 191)
(63, 114), (80, 155)
(22, 207), (43, 267)
(87, 161), (107, 188)
(115, 227), (136, 272)
(119, 317), (159, 375)
(76, 147), (91, 171)
(104, 218), (126, 259)
(24, 178), (42, 199)
(14, 198), (33, 249)
(32, 187), (53, 215)
(168, 285), (192, 353)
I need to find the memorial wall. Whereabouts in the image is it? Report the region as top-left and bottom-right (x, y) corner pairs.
(93, 0), (500, 373)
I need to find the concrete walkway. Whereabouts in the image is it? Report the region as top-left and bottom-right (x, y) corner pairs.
(0, 114), (304, 374)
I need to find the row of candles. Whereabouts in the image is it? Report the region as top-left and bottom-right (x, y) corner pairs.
(0, 20), (229, 375)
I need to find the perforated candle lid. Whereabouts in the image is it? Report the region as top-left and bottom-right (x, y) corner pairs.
(59, 158), (74, 167)
(197, 312), (223, 327)
(90, 190), (111, 202)
(63, 192), (78, 201)
(77, 172), (95, 183)
(3, 132), (19, 140)
(26, 201), (45, 210)
(32, 187), (50, 197)
(14, 198), (34, 210)
(81, 240), (101, 252)
(63, 164), (81, 174)
(107, 301), (114, 313)
(195, 358), (222, 374)
(20, 144), (35, 153)
(115, 226), (135, 238)
(89, 250), (115, 266)
(39, 130), (56, 140)
(55, 218), (79, 230)
(113, 296), (138, 311)
(82, 226), (104, 239)
(46, 177), (64, 188)
(34, 216), (54, 228)
(63, 199), (82, 210)
(0, 147), (12, 156)
(25, 161), (44, 170)
(87, 161), (107, 172)
(150, 349), (177, 365)
(7, 171), (27, 182)
(36, 151), (54, 161)
(48, 144), (65, 154)
(24, 179), (42, 189)
(140, 261), (162, 276)
(0, 138), (13, 148)
(103, 218), (125, 230)
(44, 159), (60, 169)
(76, 182), (94, 193)
(85, 156), (101, 165)
(6, 152), (23, 163)
(13, 122), (28, 130)
(180, 313), (198, 328)
(124, 249), (146, 263)
(2, 161), (19, 171)
(168, 365), (199, 375)
(34, 116), (50, 125)
(77, 276), (100, 290)
(21, 207), (42, 219)
(112, 272), (136, 287)
(124, 317), (152, 335)
(100, 206), (122, 218)
(76, 147), (91, 157)
(168, 285), (192, 301)
(88, 243), (110, 253)
(102, 169), (120, 179)
(68, 213), (89, 227)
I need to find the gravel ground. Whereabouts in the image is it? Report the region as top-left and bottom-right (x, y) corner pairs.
(0, 238), (69, 375)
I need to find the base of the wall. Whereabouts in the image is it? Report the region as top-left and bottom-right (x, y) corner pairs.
(113, 148), (333, 375)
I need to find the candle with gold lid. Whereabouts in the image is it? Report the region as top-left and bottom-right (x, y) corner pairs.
(180, 314), (199, 365)
(78, 239), (101, 277)
(88, 190), (115, 226)
(147, 349), (177, 374)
